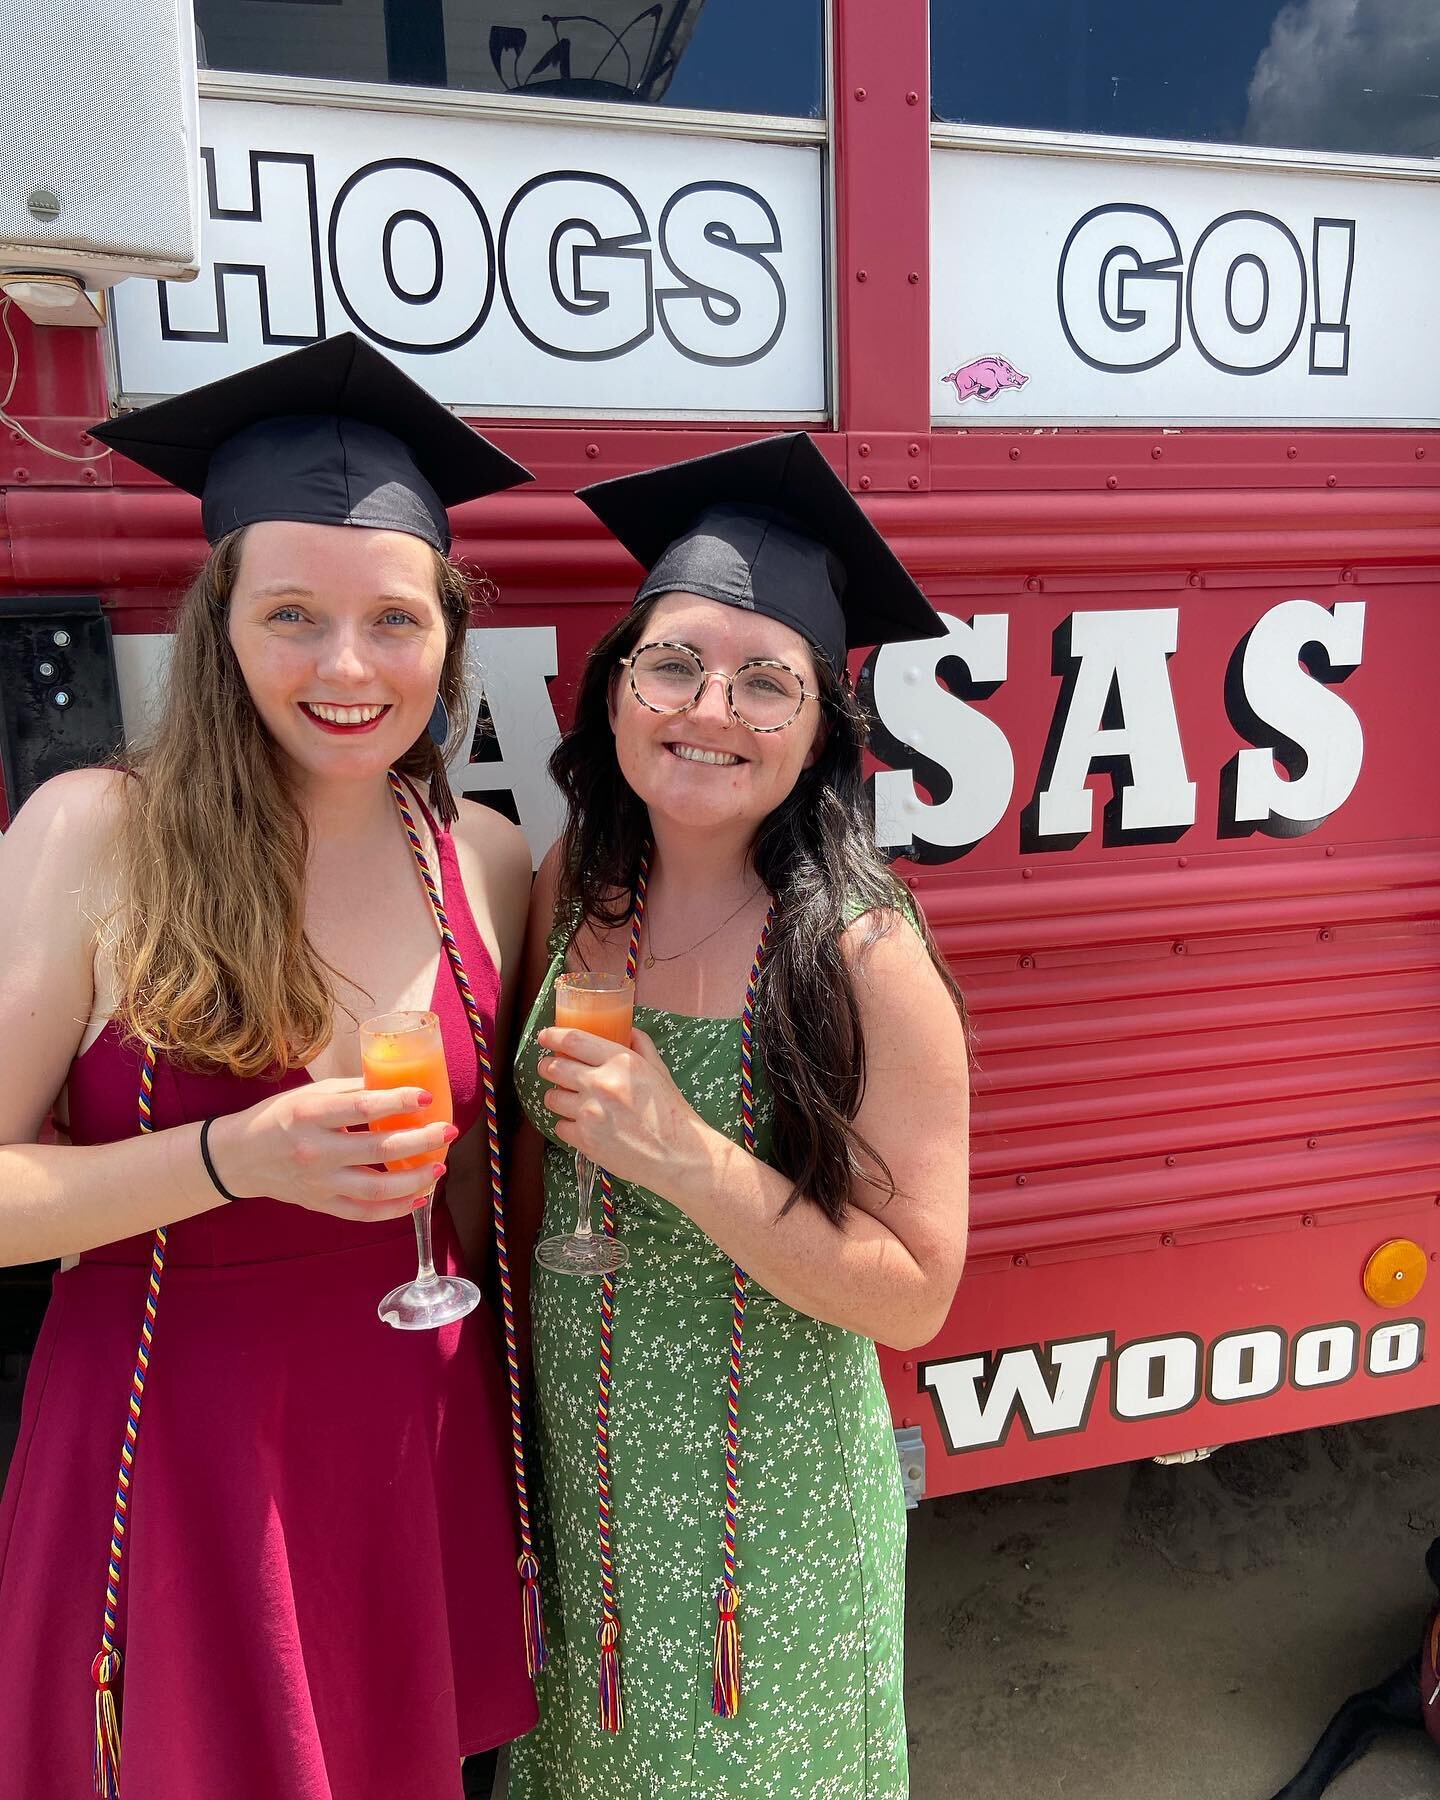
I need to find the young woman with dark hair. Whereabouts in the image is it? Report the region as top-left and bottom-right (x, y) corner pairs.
(509, 435), (970, 1798)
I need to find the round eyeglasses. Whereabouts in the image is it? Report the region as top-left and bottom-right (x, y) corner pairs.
(622, 641), (818, 733)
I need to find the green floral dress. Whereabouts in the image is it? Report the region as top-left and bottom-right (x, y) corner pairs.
(509, 915), (909, 1800)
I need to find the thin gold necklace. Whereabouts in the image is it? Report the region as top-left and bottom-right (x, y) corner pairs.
(642, 885), (764, 968)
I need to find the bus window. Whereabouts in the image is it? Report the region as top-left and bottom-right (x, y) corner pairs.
(931, 0), (1439, 159)
(193, 0), (824, 119)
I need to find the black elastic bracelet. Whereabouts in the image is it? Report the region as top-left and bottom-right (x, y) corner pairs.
(199, 1116), (242, 1203)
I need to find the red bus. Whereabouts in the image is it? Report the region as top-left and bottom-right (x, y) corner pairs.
(2, 0), (1436, 1502)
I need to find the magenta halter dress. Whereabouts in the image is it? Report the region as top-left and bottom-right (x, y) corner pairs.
(0, 808), (538, 1799)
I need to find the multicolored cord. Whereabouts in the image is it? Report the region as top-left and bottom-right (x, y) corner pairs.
(587, 849), (773, 1727)
(90, 1042), (163, 1798)
(388, 769), (548, 1677)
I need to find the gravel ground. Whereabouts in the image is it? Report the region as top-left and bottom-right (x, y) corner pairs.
(903, 1408), (1440, 1800)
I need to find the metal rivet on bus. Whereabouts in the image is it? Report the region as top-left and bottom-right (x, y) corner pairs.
(908, 474), (921, 489)
(13, 468), (28, 482)
(858, 441), (871, 457)
(1326, 474), (1338, 487)
(1325, 844), (1336, 856)
(37, 660), (55, 680)
(858, 474), (872, 489)
(855, 269), (869, 282)
(1318, 928), (1333, 942)
(900, 1415), (914, 1427)
(1177, 855), (1188, 867)
(1009, 447), (1021, 461)
(1302, 1213), (1316, 1227)
(52, 629), (71, 648)
(1287, 445), (1299, 459)
(902, 1359), (915, 1372)
(1172, 940), (1187, 954)
(1106, 475), (1119, 488)
(1341, 567), (1355, 582)
(1165, 1156), (1176, 1167)
(52, 689), (72, 709)
(908, 271), (920, 284)
(8, 430), (20, 444)
(1151, 446), (1163, 459)
(1416, 447), (1426, 459)
(584, 443), (599, 458)
(853, 86), (866, 100)
(906, 90), (920, 105)
(82, 468), (96, 484)
(1187, 572), (1202, 587)
(908, 442), (921, 456)
(1021, 866), (1033, 879)
(1016, 1176), (1028, 1189)
(1160, 1233), (1175, 1247)
(1013, 1251), (1028, 1263)
(906, 876), (919, 892)
(1018, 954), (1034, 968)
(1307, 1137), (1319, 1149)
(1024, 575), (1041, 592)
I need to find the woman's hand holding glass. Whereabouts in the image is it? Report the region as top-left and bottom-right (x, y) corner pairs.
(537, 1023), (716, 1207)
(205, 1079), (455, 1221)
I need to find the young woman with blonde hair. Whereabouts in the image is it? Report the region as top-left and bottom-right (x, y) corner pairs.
(0, 336), (539, 1798)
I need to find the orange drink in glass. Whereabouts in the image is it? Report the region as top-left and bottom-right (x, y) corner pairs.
(360, 1011), (479, 1330)
(535, 972), (635, 1277)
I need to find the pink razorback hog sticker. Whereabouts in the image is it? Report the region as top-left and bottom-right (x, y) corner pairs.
(941, 355), (1029, 403)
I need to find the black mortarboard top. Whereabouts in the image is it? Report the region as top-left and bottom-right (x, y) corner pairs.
(576, 432), (945, 672)
(89, 333), (532, 554)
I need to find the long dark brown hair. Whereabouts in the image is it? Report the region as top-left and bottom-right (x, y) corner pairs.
(110, 528), (476, 1076)
(550, 597), (964, 1225)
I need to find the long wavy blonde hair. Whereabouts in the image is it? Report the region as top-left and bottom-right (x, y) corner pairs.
(110, 528), (475, 1076)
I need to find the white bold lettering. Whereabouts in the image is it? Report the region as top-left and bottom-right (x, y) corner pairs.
(1057, 205), (1184, 372)
(1113, 1335), (1199, 1419)
(329, 160), (493, 353)
(1029, 610), (1196, 845)
(868, 613), (1014, 860)
(1223, 599), (1365, 837)
(461, 629), (565, 866)
(158, 147), (323, 342)
(921, 1336), (1110, 1453)
(656, 182), (786, 365)
(499, 174), (652, 360)
(1367, 1319), (1423, 1377)
(1292, 1322), (1358, 1388)
(1208, 1327), (1285, 1403)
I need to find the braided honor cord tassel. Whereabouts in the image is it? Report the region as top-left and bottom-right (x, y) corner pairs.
(388, 770), (549, 1676)
(590, 849), (649, 1730)
(91, 1041), (166, 1797)
(712, 910), (773, 1719)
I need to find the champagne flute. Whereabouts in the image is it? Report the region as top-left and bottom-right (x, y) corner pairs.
(362, 1010), (481, 1330)
(535, 972), (634, 1277)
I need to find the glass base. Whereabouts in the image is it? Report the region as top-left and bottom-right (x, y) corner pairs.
(378, 1273), (482, 1331)
(535, 1232), (629, 1277)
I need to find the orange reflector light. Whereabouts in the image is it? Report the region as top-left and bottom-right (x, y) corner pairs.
(1362, 1239), (1428, 1308)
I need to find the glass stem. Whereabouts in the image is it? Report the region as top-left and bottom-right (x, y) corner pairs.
(574, 1154), (598, 1240)
(412, 1188), (439, 1287)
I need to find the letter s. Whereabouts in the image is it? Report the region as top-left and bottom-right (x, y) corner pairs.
(860, 613), (1014, 863)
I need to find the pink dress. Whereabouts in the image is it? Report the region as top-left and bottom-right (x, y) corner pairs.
(0, 809), (537, 1799)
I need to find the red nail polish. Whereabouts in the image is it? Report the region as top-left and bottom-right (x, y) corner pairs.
(417, 1090), (434, 1107)
(441, 1124), (460, 1143)
(432, 1162), (447, 1179)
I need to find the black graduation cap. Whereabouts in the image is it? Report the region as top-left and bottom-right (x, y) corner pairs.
(89, 333), (532, 553)
(576, 432), (945, 671)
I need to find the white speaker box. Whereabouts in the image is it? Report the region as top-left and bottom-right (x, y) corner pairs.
(0, 0), (201, 288)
